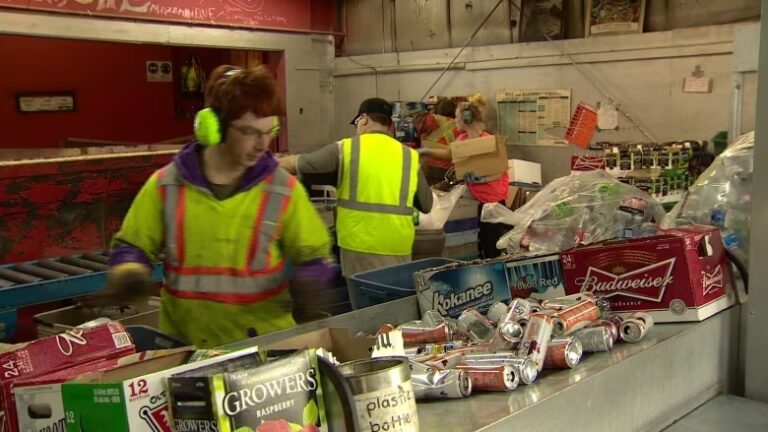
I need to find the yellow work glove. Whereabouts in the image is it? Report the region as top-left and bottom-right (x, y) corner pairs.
(83, 262), (153, 308)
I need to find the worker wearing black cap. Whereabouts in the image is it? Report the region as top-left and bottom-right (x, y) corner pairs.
(280, 98), (433, 306)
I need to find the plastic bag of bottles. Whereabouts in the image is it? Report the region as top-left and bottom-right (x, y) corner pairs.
(662, 131), (753, 267)
(487, 170), (666, 253)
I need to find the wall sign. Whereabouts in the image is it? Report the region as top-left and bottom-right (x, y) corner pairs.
(0, 0), (327, 34)
(15, 92), (77, 114)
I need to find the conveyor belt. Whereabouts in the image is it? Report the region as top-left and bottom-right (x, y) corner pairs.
(0, 253), (163, 341)
(229, 297), (740, 432)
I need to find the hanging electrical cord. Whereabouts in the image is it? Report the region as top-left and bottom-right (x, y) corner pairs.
(419, 0), (505, 102)
(507, 1), (657, 142)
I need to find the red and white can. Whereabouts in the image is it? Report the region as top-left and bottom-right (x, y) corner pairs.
(543, 337), (583, 369)
(552, 299), (601, 336)
(456, 364), (519, 391)
(516, 313), (554, 371)
(399, 322), (451, 346)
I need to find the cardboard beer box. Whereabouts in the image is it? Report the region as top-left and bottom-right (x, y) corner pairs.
(415, 254), (567, 318)
(0, 322), (135, 432)
(169, 350), (326, 432)
(506, 253), (567, 300)
(560, 225), (734, 322)
(61, 346), (261, 432)
(168, 350), (265, 432)
(14, 348), (190, 432)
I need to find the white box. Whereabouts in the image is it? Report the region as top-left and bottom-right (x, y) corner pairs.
(508, 159), (542, 185)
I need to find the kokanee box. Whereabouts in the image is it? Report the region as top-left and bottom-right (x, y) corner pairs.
(0, 322), (135, 432)
(14, 349), (191, 432)
(560, 225), (734, 322)
(61, 346), (260, 432)
(415, 254), (566, 318)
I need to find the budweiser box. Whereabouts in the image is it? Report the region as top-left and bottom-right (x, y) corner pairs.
(60, 346), (260, 432)
(0, 322), (135, 432)
(415, 254), (565, 318)
(15, 348), (191, 432)
(168, 350), (326, 432)
(560, 225), (734, 322)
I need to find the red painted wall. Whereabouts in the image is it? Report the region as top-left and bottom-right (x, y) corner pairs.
(0, 35), (230, 148)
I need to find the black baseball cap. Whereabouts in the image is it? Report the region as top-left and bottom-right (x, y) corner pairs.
(350, 98), (393, 125)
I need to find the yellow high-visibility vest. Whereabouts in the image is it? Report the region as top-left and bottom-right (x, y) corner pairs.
(336, 133), (420, 256)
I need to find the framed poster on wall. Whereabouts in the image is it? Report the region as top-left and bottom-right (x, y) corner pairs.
(15, 91), (77, 114)
(520, 0), (566, 43)
(585, 0), (646, 37)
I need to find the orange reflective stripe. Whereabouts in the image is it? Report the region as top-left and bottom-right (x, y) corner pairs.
(164, 282), (287, 305)
(250, 169), (295, 270)
(158, 164), (295, 301)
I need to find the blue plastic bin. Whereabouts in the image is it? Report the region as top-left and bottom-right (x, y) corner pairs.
(348, 258), (459, 309)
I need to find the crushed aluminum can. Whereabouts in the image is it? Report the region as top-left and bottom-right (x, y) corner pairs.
(487, 301), (510, 325)
(620, 313), (653, 343)
(552, 299), (601, 336)
(575, 326), (614, 352)
(517, 313), (553, 371)
(488, 321), (524, 352)
(457, 308), (496, 342)
(398, 321), (451, 346)
(544, 337), (583, 369)
(456, 364), (519, 391)
(412, 367), (472, 400)
(423, 310), (446, 326)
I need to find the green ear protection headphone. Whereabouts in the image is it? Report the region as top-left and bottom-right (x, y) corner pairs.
(194, 67), (242, 146)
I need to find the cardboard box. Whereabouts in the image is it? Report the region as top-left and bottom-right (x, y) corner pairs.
(60, 347), (260, 432)
(15, 349), (190, 432)
(560, 225), (734, 322)
(263, 327), (375, 363)
(415, 254), (567, 318)
(168, 350), (326, 432)
(507, 159), (542, 185)
(0, 322), (135, 432)
(451, 135), (508, 178)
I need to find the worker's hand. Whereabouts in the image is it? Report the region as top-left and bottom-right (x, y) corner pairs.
(463, 172), (486, 183)
(417, 148), (431, 155)
(278, 154), (299, 175)
(83, 262), (153, 308)
(289, 259), (336, 323)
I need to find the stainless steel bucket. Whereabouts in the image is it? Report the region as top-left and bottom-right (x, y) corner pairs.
(336, 358), (419, 432)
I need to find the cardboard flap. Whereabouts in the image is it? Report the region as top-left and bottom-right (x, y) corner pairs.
(450, 136), (498, 161)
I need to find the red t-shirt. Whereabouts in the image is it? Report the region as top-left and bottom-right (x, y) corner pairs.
(458, 132), (509, 203)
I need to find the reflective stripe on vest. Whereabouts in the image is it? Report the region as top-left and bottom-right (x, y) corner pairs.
(157, 164), (295, 301)
(337, 136), (414, 216)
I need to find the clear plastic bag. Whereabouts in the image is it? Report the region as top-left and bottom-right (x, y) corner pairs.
(492, 170), (666, 253)
(416, 185), (467, 230)
(662, 131), (754, 266)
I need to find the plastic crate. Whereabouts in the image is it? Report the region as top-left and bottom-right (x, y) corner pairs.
(348, 258), (459, 309)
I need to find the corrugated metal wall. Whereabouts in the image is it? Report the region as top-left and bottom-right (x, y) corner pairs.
(340, 0), (760, 56)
